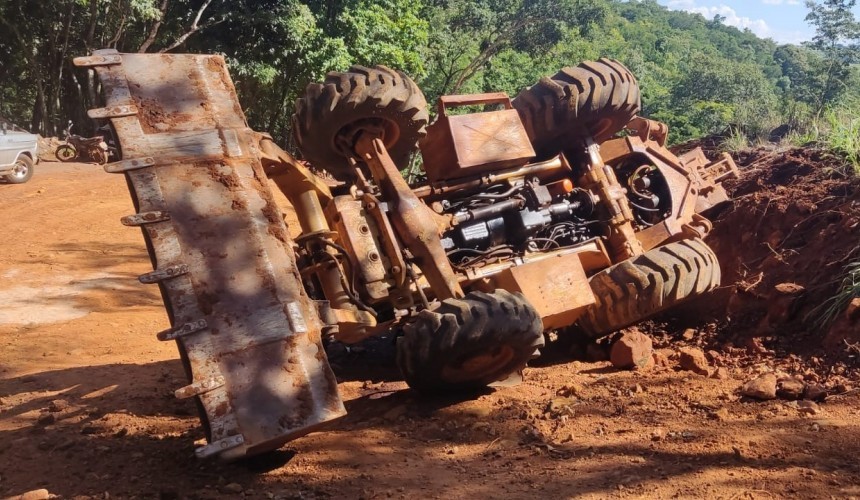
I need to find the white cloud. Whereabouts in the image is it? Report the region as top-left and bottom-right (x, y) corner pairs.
(666, 2), (772, 38)
(664, 0), (813, 43)
(762, 0), (800, 6)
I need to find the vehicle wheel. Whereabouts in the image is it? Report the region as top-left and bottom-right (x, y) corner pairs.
(578, 238), (721, 338)
(293, 65), (429, 180)
(90, 147), (108, 164)
(56, 144), (77, 162)
(397, 290), (544, 393)
(3, 156), (34, 184)
(512, 58), (641, 158)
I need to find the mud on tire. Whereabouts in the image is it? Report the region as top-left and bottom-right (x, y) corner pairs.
(512, 58), (640, 158)
(578, 238), (721, 338)
(292, 65), (429, 180)
(397, 290), (545, 393)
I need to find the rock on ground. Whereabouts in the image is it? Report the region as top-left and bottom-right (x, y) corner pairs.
(678, 347), (710, 376)
(610, 331), (653, 370)
(741, 373), (778, 400)
(776, 376), (805, 400)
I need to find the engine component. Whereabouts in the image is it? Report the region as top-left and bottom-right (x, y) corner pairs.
(355, 134), (464, 301)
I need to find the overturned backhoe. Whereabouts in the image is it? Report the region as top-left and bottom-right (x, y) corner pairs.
(75, 50), (737, 459)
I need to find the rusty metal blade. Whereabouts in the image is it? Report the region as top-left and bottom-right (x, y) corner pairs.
(77, 49), (346, 460)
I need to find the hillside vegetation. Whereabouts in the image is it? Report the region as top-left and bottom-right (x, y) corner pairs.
(0, 0), (857, 152)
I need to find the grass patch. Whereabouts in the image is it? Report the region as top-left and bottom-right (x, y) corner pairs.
(807, 260), (860, 331)
(822, 111), (860, 176)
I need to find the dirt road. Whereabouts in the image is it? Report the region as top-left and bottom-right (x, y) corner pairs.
(1, 161), (859, 499)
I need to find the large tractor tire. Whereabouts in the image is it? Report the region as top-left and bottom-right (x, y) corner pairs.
(293, 65), (429, 180)
(578, 238), (720, 338)
(512, 58), (640, 158)
(397, 290), (544, 393)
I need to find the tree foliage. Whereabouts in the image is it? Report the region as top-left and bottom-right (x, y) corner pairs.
(0, 0), (858, 145)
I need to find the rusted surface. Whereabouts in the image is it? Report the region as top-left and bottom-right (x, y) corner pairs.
(491, 252), (595, 330)
(678, 148), (738, 212)
(420, 93), (535, 182)
(75, 49), (345, 460)
(356, 135), (463, 301)
(412, 154), (572, 200)
(579, 140), (644, 262)
(626, 116), (669, 147)
(325, 197), (390, 301)
(600, 134), (737, 251)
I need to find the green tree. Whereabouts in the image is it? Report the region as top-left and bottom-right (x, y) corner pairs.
(804, 0), (860, 115)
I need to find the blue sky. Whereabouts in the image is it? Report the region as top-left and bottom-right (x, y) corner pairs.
(656, 0), (860, 44)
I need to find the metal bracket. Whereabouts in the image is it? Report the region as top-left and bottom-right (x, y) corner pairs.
(104, 157), (156, 174)
(156, 319), (208, 341)
(175, 376), (226, 399)
(121, 210), (171, 227)
(139, 264), (189, 284)
(73, 54), (123, 67)
(285, 301), (309, 333)
(195, 434), (245, 459)
(87, 105), (139, 119)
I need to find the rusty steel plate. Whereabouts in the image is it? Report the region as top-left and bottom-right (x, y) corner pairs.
(75, 49), (346, 460)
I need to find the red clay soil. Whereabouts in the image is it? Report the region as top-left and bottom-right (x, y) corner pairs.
(698, 147), (860, 358)
(1, 159), (859, 500)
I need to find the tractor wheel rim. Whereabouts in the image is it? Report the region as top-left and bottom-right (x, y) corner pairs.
(333, 117), (401, 158)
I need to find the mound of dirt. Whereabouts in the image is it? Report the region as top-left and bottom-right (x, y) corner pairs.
(701, 148), (860, 358)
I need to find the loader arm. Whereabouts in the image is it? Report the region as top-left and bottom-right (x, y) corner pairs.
(74, 50), (345, 460)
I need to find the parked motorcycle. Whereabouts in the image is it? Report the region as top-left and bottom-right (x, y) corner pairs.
(56, 121), (116, 164)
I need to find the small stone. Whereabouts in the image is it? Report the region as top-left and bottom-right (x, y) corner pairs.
(678, 347), (710, 376)
(708, 408), (730, 421)
(81, 425), (99, 435)
(47, 399), (69, 412)
(555, 384), (583, 398)
(774, 283), (805, 295)
(797, 401), (821, 415)
(845, 297), (860, 320)
(36, 413), (55, 426)
(223, 483), (243, 494)
(711, 367), (729, 380)
(18, 489), (50, 500)
(803, 383), (828, 401)
(651, 350), (671, 368)
(776, 377), (805, 400)
(681, 328), (696, 341)
(741, 373), (778, 400)
(610, 331), (653, 370)
(546, 397), (577, 416)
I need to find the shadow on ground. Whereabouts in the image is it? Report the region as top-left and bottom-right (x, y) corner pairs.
(2, 358), (859, 498)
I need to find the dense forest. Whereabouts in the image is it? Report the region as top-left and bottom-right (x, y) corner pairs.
(0, 0), (858, 149)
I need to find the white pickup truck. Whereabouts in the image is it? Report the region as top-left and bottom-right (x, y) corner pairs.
(0, 119), (39, 184)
